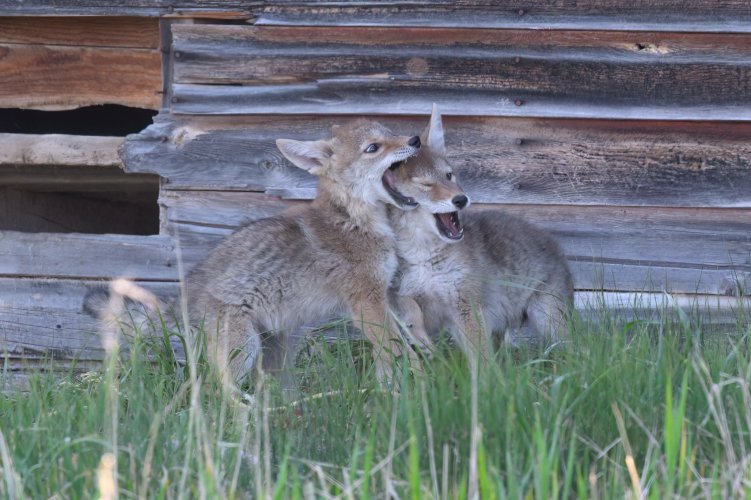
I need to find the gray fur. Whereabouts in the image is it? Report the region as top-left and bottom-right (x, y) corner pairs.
(388, 107), (574, 358)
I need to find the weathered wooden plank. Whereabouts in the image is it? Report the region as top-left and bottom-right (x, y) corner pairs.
(170, 25), (751, 120)
(0, 278), (178, 365)
(0, 134), (122, 167)
(172, 83), (751, 122)
(159, 190), (751, 296)
(256, 1), (751, 33)
(0, 1), (256, 18)
(174, 26), (751, 82)
(160, 190), (751, 270)
(0, 232), (178, 280)
(0, 276), (744, 387)
(0, 17), (160, 48)
(574, 292), (751, 328)
(123, 115), (751, 207)
(0, 44), (161, 110)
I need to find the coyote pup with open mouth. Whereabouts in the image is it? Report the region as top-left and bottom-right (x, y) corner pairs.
(389, 107), (574, 359)
(186, 119), (425, 386)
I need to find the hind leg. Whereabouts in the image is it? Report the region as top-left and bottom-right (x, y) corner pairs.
(526, 291), (570, 343)
(455, 296), (493, 364)
(204, 306), (262, 385)
(262, 332), (302, 401)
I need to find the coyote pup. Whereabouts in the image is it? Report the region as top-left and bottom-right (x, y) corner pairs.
(186, 120), (425, 385)
(390, 107), (574, 358)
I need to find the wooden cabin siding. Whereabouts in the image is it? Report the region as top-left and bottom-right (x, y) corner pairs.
(0, 17), (162, 110)
(1, 3), (749, 382)
(169, 26), (751, 121)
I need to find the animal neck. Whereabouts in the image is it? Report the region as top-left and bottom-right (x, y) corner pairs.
(314, 178), (394, 238)
(388, 207), (438, 263)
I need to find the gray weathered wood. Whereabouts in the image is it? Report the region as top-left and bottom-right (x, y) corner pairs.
(0, 278), (178, 365)
(0, 1), (257, 18)
(159, 190), (751, 296)
(123, 115), (751, 207)
(0, 134), (122, 167)
(0, 276), (745, 377)
(256, 1), (751, 33)
(0, 232), (179, 280)
(171, 84), (751, 122)
(169, 25), (751, 120)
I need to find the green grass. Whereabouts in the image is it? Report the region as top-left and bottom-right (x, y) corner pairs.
(2, 301), (751, 498)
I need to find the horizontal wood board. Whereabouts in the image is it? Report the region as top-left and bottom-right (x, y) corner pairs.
(1, 276), (747, 379)
(256, 1), (751, 33)
(0, 134), (122, 167)
(169, 25), (751, 120)
(0, 44), (161, 110)
(0, 17), (160, 48)
(0, 232), (178, 281)
(0, 278), (179, 366)
(2, 1), (748, 32)
(159, 189), (751, 296)
(0, 1), (256, 18)
(123, 115), (751, 208)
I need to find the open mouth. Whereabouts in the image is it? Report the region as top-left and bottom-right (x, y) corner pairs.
(434, 211), (464, 240)
(382, 160), (418, 207)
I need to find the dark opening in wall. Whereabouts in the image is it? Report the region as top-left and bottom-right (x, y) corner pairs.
(0, 105), (157, 136)
(0, 166), (160, 235)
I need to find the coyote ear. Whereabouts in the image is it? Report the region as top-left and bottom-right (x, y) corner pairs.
(276, 138), (332, 175)
(423, 103), (446, 154)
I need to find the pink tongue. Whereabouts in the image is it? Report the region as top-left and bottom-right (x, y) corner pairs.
(382, 168), (397, 189)
(438, 213), (459, 236)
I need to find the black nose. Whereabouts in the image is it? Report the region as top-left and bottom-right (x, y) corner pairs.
(408, 135), (421, 148)
(452, 195), (469, 209)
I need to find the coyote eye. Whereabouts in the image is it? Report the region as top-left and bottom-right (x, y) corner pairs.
(446, 172), (453, 180)
(364, 143), (379, 153)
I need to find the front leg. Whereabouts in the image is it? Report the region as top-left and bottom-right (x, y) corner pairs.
(349, 293), (420, 385)
(393, 295), (435, 354)
(455, 296), (491, 364)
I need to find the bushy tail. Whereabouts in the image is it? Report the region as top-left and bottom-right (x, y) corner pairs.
(83, 279), (165, 349)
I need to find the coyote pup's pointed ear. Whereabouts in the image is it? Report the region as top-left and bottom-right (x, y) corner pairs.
(276, 138), (332, 176)
(423, 103), (446, 155)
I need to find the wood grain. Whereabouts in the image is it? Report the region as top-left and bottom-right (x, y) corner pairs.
(0, 232), (178, 280)
(169, 25), (751, 120)
(159, 189), (751, 296)
(0, 134), (122, 166)
(256, 1), (751, 33)
(0, 17), (160, 48)
(0, 44), (161, 110)
(0, 1), (256, 18)
(123, 115), (751, 207)
(0, 278), (178, 365)
(2, 275), (745, 382)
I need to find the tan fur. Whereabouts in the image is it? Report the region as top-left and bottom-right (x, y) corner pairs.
(185, 119), (425, 387)
(389, 107), (574, 360)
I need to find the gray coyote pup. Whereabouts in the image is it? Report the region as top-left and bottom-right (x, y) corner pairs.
(389, 106), (574, 359)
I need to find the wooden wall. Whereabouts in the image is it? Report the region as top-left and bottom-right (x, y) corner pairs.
(1, 2), (750, 383)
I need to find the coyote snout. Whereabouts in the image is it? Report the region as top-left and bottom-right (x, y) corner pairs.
(279, 120), (423, 211)
(388, 105), (470, 242)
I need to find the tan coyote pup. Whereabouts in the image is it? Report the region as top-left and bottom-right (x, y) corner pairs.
(184, 119), (426, 386)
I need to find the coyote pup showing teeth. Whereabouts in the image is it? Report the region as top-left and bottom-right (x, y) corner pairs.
(185, 120), (424, 387)
(389, 106), (574, 359)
